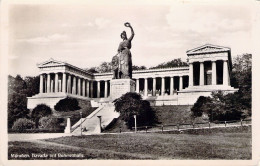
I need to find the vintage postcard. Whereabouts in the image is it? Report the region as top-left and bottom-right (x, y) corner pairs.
(0, 0), (259, 165)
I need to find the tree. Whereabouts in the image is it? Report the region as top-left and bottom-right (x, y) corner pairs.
(113, 92), (157, 128)
(150, 58), (188, 69)
(132, 65), (147, 70)
(96, 62), (112, 73)
(8, 75), (29, 129)
(191, 96), (211, 118)
(86, 67), (99, 73)
(54, 97), (81, 112)
(24, 76), (40, 97)
(191, 91), (247, 122)
(230, 54), (252, 115)
(31, 104), (52, 128)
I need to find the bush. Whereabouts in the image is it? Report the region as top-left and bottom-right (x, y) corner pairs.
(39, 116), (64, 130)
(54, 97), (81, 112)
(12, 118), (35, 132)
(191, 91), (246, 122)
(31, 104), (52, 127)
(113, 92), (157, 129)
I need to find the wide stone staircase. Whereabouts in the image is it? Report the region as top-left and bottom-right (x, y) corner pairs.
(71, 102), (119, 134)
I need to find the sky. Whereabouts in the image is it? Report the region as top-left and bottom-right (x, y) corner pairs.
(7, 0), (255, 77)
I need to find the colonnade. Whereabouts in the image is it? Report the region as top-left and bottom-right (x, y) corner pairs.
(39, 73), (110, 98)
(135, 75), (187, 96)
(189, 60), (230, 87)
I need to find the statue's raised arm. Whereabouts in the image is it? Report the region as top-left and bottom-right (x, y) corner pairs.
(124, 22), (134, 41)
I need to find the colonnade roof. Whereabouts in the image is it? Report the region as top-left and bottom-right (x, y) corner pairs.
(186, 44), (230, 55)
(37, 58), (189, 78)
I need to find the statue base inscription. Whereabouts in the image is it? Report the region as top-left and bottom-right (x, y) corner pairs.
(110, 79), (135, 100)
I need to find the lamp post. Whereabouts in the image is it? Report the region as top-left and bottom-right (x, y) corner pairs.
(80, 111), (82, 136)
(134, 115), (137, 133)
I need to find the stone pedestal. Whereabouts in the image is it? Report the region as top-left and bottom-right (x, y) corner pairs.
(110, 79), (136, 100)
(64, 118), (71, 133)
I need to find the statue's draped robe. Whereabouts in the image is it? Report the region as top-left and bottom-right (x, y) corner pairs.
(118, 39), (133, 79)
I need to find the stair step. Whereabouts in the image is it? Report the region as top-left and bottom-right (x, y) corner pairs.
(72, 103), (119, 134)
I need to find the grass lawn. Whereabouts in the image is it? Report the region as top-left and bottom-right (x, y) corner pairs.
(8, 127), (251, 160)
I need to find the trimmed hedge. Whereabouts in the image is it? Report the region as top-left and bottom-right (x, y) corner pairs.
(54, 97), (81, 112)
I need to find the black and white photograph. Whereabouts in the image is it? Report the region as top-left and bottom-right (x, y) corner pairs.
(0, 0), (259, 165)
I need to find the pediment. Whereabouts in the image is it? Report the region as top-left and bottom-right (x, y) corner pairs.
(37, 58), (66, 67)
(187, 44), (230, 55)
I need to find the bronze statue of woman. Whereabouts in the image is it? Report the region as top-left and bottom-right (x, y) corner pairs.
(117, 22), (134, 79)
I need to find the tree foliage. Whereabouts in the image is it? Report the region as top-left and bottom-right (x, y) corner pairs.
(24, 76), (40, 97)
(8, 75), (40, 129)
(191, 91), (247, 122)
(31, 104), (52, 127)
(39, 116), (64, 130)
(150, 58), (188, 69)
(132, 65), (147, 70)
(86, 62), (147, 73)
(54, 97), (81, 112)
(12, 118), (35, 132)
(8, 75), (29, 128)
(113, 92), (157, 128)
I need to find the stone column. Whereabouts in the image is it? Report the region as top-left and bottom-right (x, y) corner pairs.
(161, 77), (165, 96)
(78, 78), (81, 96)
(212, 61), (217, 85)
(54, 73), (59, 92)
(136, 79), (140, 93)
(51, 79), (54, 93)
(189, 63), (193, 87)
(62, 73), (66, 93)
(39, 74), (43, 93)
(104, 80), (108, 98)
(45, 76), (47, 93)
(72, 76), (76, 95)
(82, 79), (86, 97)
(90, 81), (93, 98)
(144, 78), (148, 96)
(179, 76), (183, 91)
(86, 80), (90, 97)
(223, 60), (229, 86)
(67, 75), (71, 94)
(97, 81), (100, 98)
(170, 76), (174, 95)
(58, 80), (62, 92)
(47, 74), (51, 93)
(200, 62), (204, 86)
(152, 78), (156, 96)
